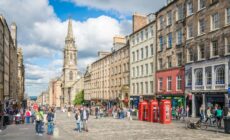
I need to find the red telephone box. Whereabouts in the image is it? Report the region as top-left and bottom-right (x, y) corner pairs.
(138, 101), (149, 121)
(148, 100), (159, 122)
(159, 100), (172, 124)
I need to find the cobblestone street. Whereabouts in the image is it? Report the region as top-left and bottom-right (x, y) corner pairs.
(55, 112), (229, 140)
(0, 111), (229, 140)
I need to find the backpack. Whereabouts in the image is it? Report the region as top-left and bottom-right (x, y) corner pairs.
(216, 109), (222, 117)
(47, 113), (54, 122)
(26, 111), (30, 117)
(75, 113), (79, 120)
(36, 112), (42, 121)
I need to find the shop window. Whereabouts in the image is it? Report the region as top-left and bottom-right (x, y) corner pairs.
(216, 67), (225, 84)
(206, 70), (212, 85)
(195, 70), (203, 85)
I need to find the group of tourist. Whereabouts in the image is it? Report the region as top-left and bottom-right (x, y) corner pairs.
(172, 105), (190, 121)
(199, 104), (226, 128)
(34, 107), (55, 136)
(74, 106), (90, 132)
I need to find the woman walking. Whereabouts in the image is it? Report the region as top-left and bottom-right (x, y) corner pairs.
(75, 109), (81, 132)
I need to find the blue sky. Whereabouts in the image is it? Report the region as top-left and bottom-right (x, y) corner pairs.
(0, 0), (165, 96)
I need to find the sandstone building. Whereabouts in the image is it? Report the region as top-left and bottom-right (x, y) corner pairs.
(156, 0), (186, 110)
(129, 13), (157, 108)
(109, 36), (130, 107)
(184, 0), (230, 117)
(17, 48), (25, 103)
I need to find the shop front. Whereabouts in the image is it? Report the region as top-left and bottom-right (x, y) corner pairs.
(130, 96), (140, 109)
(192, 92), (228, 117)
(157, 94), (185, 117)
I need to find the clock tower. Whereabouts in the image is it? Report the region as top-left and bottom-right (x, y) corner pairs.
(62, 18), (78, 105)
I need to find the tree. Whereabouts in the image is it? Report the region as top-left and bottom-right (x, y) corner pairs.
(73, 90), (84, 105)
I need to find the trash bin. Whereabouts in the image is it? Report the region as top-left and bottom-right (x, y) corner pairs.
(223, 117), (230, 134)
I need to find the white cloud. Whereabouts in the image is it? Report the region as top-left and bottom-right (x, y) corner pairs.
(20, 43), (56, 58)
(0, 0), (133, 96)
(70, 0), (165, 15)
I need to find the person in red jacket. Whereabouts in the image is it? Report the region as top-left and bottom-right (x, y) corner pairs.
(25, 109), (31, 124)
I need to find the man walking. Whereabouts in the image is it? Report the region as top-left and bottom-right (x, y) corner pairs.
(81, 106), (89, 132)
(47, 108), (55, 135)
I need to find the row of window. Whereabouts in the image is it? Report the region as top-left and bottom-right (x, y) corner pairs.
(132, 81), (154, 94)
(132, 44), (154, 62)
(111, 48), (129, 63)
(186, 66), (225, 86)
(187, 37), (230, 63)
(159, 0), (222, 30)
(111, 76), (129, 86)
(158, 52), (182, 70)
(111, 62), (129, 75)
(158, 75), (182, 92)
(187, 10), (230, 39)
(131, 26), (154, 46)
(132, 62), (154, 78)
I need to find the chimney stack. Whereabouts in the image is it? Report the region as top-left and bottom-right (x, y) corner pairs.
(10, 22), (17, 47)
(132, 13), (147, 32)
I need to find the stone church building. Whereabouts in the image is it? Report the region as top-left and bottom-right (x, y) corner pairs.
(60, 19), (84, 107)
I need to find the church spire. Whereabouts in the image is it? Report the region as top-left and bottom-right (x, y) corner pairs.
(66, 18), (74, 41)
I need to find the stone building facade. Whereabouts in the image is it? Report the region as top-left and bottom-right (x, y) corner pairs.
(0, 15), (21, 103)
(184, 0), (230, 117)
(84, 65), (91, 101)
(48, 78), (62, 107)
(156, 0), (186, 109)
(110, 36), (130, 107)
(9, 23), (18, 101)
(129, 13), (156, 108)
(17, 48), (25, 102)
(90, 52), (111, 102)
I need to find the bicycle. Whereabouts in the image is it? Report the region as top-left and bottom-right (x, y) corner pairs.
(185, 119), (207, 130)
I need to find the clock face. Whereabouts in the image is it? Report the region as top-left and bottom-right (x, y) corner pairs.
(70, 61), (73, 65)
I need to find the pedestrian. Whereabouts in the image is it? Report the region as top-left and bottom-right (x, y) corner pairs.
(205, 107), (212, 125)
(186, 105), (189, 118)
(35, 108), (44, 136)
(181, 107), (186, 121)
(25, 109), (31, 124)
(81, 106), (89, 132)
(175, 107), (179, 120)
(67, 106), (71, 118)
(215, 106), (223, 128)
(95, 107), (99, 119)
(47, 108), (55, 135)
(199, 105), (205, 122)
(75, 109), (81, 132)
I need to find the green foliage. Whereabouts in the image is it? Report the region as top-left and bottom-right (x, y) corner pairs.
(73, 90), (84, 105)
